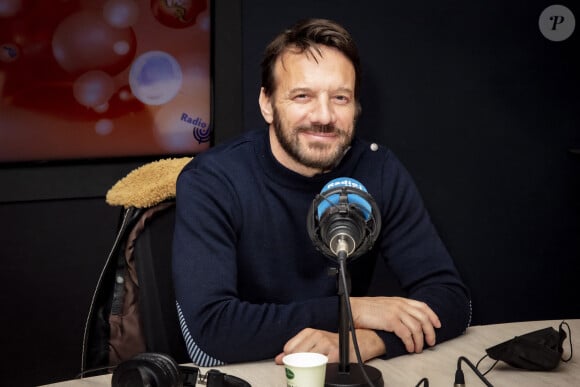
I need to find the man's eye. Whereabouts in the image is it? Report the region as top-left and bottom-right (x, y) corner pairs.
(293, 94), (310, 101)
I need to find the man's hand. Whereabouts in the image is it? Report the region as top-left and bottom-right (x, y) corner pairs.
(350, 296), (441, 353)
(274, 328), (386, 365)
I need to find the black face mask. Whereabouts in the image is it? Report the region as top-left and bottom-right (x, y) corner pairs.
(485, 321), (573, 371)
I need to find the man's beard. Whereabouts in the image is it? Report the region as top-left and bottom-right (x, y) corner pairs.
(272, 109), (354, 171)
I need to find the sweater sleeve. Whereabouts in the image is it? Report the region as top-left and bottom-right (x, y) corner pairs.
(172, 159), (339, 366)
(373, 152), (472, 359)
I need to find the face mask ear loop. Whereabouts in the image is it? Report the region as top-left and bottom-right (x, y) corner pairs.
(559, 321), (573, 362)
(476, 353), (499, 377)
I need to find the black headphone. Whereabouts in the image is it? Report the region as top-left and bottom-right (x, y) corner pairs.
(111, 352), (251, 387)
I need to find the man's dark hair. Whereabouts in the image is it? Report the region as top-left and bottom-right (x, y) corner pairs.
(260, 18), (362, 101)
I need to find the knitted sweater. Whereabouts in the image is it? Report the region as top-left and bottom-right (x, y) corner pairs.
(172, 129), (471, 366)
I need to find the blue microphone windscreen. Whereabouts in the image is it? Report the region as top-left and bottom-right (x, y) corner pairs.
(317, 177), (372, 220)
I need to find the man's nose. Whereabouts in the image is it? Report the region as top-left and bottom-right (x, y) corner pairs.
(309, 97), (335, 125)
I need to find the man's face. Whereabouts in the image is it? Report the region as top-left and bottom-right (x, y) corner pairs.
(260, 45), (358, 176)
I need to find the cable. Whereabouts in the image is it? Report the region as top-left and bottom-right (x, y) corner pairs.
(560, 321), (573, 362)
(475, 354), (499, 376)
(75, 365), (115, 379)
(454, 356), (494, 387)
(338, 256), (376, 387)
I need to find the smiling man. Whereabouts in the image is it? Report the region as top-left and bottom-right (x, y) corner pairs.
(172, 18), (471, 367)
(261, 44), (356, 176)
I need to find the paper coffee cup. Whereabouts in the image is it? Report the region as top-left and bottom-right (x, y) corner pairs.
(283, 352), (328, 387)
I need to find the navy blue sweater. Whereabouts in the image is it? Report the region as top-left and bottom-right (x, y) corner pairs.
(172, 129), (471, 366)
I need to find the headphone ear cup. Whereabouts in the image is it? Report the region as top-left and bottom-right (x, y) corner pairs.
(112, 352), (182, 387)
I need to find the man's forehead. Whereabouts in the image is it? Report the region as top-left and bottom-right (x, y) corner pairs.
(275, 45), (352, 76)
(279, 43), (327, 63)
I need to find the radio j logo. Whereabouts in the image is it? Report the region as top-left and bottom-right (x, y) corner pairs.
(180, 113), (210, 144)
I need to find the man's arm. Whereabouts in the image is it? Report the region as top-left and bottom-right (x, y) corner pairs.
(274, 328), (386, 365)
(172, 160), (340, 365)
(349, 296), (441, 353)
(274, 296), (442, 364)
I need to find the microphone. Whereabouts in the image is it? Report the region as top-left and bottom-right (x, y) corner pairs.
(307, 177), (385, 387)
(307, 177), (381, 261)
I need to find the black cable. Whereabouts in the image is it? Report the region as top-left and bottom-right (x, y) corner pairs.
(338, 256), (376, 387)
(453, 366), (465, 387)
(454, 356), (494, 387)
(475, 354), (499, 376)
(75, 365), (115, 379)
(560, 321), (573, 362)
(415, 377), (429, 387)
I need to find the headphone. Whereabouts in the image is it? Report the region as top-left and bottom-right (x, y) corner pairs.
(111, 352), (251, 387)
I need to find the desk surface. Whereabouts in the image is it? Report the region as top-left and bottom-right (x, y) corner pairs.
(43, 319), (578, 386)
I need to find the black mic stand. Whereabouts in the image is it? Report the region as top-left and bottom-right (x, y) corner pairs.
(325, 251), (383, 387)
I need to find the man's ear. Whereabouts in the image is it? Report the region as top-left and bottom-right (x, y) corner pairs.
(258, 87), (274, 124)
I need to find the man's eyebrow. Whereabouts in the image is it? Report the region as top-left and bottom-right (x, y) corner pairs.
(288, 87), (354, 95)
(288, 87), (312, 94)
(334, 87), (354, 95)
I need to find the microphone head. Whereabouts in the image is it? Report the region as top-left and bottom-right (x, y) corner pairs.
(307, 177), (381, 261)
(316, 178), (372, 220)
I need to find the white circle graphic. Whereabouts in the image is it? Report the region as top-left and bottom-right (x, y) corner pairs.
(539, 5), (575, 42)
(129, 51), (183, 106)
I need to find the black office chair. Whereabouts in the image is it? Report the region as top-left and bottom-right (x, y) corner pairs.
(81, 158), (192, 376)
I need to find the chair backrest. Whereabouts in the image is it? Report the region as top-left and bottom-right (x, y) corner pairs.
(81, 157), (193, 376)
(81, 201), (189, 375)
(131, 202), (189, 362)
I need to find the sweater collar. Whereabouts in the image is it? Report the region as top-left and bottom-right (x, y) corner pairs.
(254, 129), (360, 191)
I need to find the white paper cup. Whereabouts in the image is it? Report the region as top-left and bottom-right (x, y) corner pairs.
(282, 352), (328, 387)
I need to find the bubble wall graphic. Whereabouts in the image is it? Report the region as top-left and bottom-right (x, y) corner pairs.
(0, 0), (210, 162)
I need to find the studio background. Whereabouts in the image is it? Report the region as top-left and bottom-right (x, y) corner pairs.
(0, 1), (578, 385)
(241, 0), (580, 327)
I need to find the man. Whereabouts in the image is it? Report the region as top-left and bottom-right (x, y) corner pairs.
(172, 18), (471, 367)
